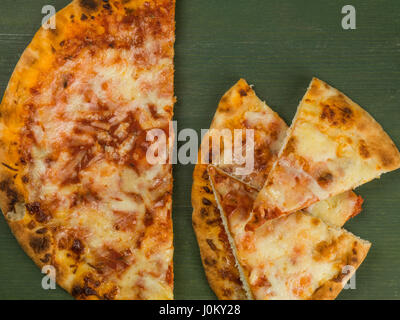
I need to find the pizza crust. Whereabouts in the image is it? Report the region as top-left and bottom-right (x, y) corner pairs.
(192, 162), (247, 300)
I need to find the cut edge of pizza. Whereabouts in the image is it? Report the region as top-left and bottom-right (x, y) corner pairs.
(0, 0), (176, 300)
(191, 162), (247, 300)
(206, 166), (255, 299)
(209, 166), (371, 300)
(252, 77), (400, 225)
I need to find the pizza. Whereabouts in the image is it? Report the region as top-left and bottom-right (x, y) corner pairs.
(251, 77), (400, 227)
(0, 0), (175, 300)
(192, 80), (363, 299)
(208, 166), (371, 300)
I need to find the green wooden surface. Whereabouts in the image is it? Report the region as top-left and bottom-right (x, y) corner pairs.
(0, 0), (399, 300)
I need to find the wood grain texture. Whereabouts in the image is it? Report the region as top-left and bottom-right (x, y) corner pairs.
(0, 0), (399, 299)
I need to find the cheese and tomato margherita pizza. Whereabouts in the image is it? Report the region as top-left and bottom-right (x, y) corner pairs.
(208, 166), (371, 300)
(192, 80), (363, 300)
(0, 0), (175, 300)
(250, 78), (400, 228)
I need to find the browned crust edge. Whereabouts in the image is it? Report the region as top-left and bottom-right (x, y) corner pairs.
(192, 162), (247, 300)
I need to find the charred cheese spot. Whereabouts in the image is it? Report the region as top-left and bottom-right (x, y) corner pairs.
(358, 140), (370, 158)
(25, 202), (50, 223)
(377, 147), (396, 168)
(206, 218), (220, 226)
(204, 257), (217, 266)
(313, 239), (338, 262)
(200, 207), (209, 217)
(71, 239), (85, 255)
(317, 172), (333, 188)
(29, 236), (50, 254)
(79, 0), (99, 10)
(0, 179), (20, 213)
(103, 286), (119, 300)
(40, 253), (52, 263)
(103, 3), (112, 11)
(239, 89), (248, 97)
(27, 220), (36, 230)
(144, 209), (154, 227)
(206, 238), (217, 251)
(202, 186), (212, 194)
(219, 268), (242, 284)
(36, 228), (48, 234)
(319, 99), (354, 127)
(72, 285), (97, 298)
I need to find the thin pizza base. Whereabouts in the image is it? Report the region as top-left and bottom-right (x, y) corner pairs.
(192, 80), (363, 299)
(209, 166), (371, 300)
(0, 0), (175, 300)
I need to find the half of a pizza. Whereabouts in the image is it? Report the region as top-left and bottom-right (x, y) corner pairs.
(251, 78), (400, 226)
(192, 80), (363, 299)
(0, 0), (175, 300)
(209, 166), (371, 300)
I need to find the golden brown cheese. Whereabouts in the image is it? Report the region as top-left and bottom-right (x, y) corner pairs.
(251, 77), (400, 227)
(0, 0), (175, 300)
(209, 166), (371, 300)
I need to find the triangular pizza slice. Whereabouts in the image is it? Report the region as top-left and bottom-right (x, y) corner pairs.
(200, 78), (288, 190)
(209, 166), (371, 300)
(252, 78), (400, 225)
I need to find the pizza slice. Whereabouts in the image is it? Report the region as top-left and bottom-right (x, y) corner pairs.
(200, 78), (288, 190)
(0, 0), (175, 300)
(192, 80), (363, 299)
(251, 77), (400, 226)
(209, 166), (371, 300)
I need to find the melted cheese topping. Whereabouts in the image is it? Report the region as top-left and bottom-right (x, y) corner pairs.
(210, 168), (370, 300)
(18, 5), (175, 299)
(254, 78), (400, 219)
